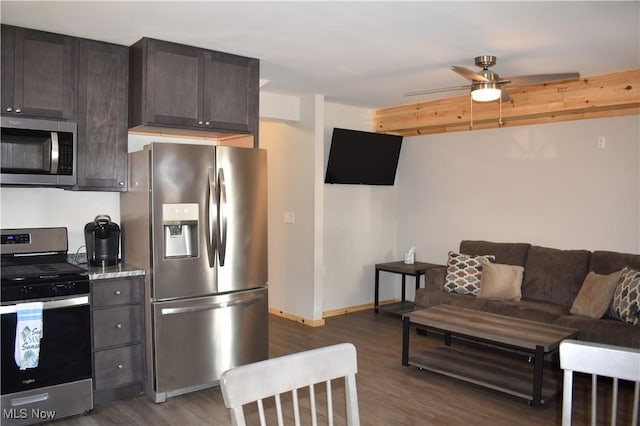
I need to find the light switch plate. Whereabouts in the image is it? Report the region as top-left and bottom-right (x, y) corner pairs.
(284, 211), (295, 224)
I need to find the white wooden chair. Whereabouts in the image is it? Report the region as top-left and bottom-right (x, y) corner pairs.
(220, 343), (360, 426)
(560, 339), (640, 426)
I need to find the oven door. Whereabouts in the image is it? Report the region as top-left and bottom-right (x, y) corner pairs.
(0, 296), (91, 395)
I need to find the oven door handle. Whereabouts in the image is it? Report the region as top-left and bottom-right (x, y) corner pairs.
(0, 296), (89, 314)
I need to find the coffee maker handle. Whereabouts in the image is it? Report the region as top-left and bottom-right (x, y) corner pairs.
(94, 214), (112, 225)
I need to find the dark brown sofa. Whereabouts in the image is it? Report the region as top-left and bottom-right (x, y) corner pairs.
(414, 240), (640, 349)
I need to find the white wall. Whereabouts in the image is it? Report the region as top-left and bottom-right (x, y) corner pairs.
(0, 188), (120, 252)
(322, 103), (400, 312)
(260, 95), (322, 321)
(260, 96), (396, 319)
(396, 115), (640, 300)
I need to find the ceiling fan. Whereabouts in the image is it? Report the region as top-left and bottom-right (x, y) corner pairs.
(405, 55), (580, 102)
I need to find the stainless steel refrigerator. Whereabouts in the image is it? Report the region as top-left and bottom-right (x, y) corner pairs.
(121, 142), (268, 403)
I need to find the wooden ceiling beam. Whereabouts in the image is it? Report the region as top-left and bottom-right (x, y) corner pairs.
(374, 69), (640, 136)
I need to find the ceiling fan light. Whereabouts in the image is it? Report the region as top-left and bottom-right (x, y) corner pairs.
(471, 82), (501, 102)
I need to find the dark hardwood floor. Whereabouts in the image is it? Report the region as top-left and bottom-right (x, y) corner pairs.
(49, 310), (637, 425)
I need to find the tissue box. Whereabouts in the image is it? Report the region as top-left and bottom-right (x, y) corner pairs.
(404, 252), (415, 264)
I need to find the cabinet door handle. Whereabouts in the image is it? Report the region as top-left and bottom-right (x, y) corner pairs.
(5, 107), (12, 112)
(114, 290), (121, 295)
(14, 108), (21, 113)
(198, 121), (204, 125)
(118, 181), (125, 186)
(117, 364), (124, 369)
(115, 323), (123, 329)
(205, 121), (210, 126)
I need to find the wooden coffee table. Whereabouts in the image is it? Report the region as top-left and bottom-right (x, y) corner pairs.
(402, 304), (578, 405)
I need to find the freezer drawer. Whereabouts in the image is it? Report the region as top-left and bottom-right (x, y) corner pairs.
(152, 287), (268, 395)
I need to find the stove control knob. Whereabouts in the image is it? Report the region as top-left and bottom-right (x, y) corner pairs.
(19, 286), (32, 296)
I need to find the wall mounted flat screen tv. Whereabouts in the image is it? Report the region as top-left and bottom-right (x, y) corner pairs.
(325, 128), (403, 185)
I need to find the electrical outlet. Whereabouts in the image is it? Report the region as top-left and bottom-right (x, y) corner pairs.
(597, 136), (606, 149)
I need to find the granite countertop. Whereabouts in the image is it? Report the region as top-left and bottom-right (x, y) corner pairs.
(68, 254), (145, 280)
(84, 263), (146, 280)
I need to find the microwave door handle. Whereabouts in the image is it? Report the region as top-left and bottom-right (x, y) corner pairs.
(49, 132), (59, 174)
(206, 169), (218, 268)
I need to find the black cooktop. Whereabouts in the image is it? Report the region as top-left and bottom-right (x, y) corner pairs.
(2, 260), (86, 280)
(1, 255), (89, 303)
(1, 227), (90, 302)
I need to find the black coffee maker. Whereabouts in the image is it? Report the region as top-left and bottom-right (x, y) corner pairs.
(85, 214), (120, 267)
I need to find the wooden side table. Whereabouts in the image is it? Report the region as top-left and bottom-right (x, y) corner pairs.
(374, 261), (443, 315)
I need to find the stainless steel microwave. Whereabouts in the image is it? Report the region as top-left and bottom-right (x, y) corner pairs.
(1, 117), (77, 187)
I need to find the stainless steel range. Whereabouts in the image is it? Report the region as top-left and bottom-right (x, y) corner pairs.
(1, 227), (93, 426)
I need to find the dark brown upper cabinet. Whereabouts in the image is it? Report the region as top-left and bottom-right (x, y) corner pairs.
(128, 38), (259, 142)
(76, 39), (129, 191)
(1, 25), (76, 120)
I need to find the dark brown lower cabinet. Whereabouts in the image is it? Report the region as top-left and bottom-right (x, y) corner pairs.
(91, 276), (145, 404)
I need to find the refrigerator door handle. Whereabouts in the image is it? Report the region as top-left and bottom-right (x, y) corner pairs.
(160, 292), (263, 315)
(206, 168), (218, 268)
(218, 168), (228, 267)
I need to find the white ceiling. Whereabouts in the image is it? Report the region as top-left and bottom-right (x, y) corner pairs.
(2, 1), (639, 109)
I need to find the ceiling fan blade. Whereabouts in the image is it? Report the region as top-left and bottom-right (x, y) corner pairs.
(500, 89), (511, 102)
(505, 72), (580, 87)
(451, 66), (491, 82)
(404, 85), (469, 97)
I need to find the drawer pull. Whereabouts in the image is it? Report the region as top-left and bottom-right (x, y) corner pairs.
(117, 364), (124, 369)
(115, 323), (123, 329)
(114, 290), (122, 295)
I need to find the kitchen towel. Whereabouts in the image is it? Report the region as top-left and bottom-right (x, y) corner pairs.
(14, 302), (44, 370)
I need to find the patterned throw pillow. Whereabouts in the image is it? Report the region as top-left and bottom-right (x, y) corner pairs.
(444, 251), (496, 295)
(609, 267), (640, 325)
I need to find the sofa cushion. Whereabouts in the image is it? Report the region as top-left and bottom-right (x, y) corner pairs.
(483, 299), (568, 324)
(422, 265), (447, 292)
(554, 315), (640, 349)
(608, 267), (640, 325)
(415, 289), (490, 311)
(477, 261), (524, 301)
(522, 246), (591, 308)
(460, 240), (530, 267)
(590, 250), (640, 275)
(570, 270), (621, 319)
(444, 252), (495, 295)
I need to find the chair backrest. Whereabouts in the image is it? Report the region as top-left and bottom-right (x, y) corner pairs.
(560, 339), (640, 426)
(220, 343), (360, 426)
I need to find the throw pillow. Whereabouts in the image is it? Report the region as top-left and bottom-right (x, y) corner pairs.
(609, 267), (640, 325)
(444, 251), (495, 295)
(570, 270), (621, 318)
(477, 261), (524, 301)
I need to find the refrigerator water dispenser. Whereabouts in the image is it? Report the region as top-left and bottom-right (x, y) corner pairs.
(162, 203), (199, 258)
